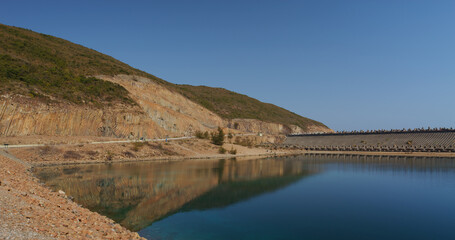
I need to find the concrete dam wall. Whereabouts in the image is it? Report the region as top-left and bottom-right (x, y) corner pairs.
(283, 130), (455, 152)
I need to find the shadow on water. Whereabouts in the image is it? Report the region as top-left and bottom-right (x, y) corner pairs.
(34, 154), (455, 232)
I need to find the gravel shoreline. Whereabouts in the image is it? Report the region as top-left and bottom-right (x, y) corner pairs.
(0, 153), (145, 239)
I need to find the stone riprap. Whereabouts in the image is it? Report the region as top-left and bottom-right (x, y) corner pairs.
(284, 130), (455, 152)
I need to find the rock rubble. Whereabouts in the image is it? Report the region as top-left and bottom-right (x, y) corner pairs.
(0, 154), (144, 239)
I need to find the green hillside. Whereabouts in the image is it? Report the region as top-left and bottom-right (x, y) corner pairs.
(0, 23), (327, 130)
(175, 85), (327, 130)
(0, 23), (164, 106)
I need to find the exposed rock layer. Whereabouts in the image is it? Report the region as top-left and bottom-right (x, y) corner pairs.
(0, 75), (331, 138)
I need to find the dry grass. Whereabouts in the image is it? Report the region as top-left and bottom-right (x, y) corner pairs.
(63, 151), (82, 159)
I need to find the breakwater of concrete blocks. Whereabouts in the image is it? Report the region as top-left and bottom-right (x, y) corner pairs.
(283, 129), (455, 152)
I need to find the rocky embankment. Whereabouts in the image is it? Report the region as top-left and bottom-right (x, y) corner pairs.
(0, 153), (144, 239)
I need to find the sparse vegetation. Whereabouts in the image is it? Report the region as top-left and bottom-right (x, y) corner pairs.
(235, 137), (254, 148)
(106, 151), (114, 161)
(228, 133), (233, 139)
(123, 151), (135, 158)
(38, 145), (57, 156)
(229, 147), (237, 155)
(218, 147), (227, 154)
(195, 130), (210, 139)
(131, 142), (145, 152)
(85, 150), (98, 156)
(63, 150), (82, 159)
(147, 142), (179, 156)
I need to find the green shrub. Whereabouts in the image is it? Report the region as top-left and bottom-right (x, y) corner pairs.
(211, 127), (225, 146)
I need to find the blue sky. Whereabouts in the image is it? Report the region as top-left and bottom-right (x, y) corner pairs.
(1, 0), (454, 131)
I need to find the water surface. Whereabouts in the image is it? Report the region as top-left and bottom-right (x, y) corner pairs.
(35, 155), (455, 240)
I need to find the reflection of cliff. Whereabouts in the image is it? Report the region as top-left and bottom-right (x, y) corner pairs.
(180, 174), (305, 212)
(35, 158), (313, 231)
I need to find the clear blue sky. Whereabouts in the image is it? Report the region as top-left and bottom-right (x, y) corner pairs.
(1, 0), (454, 131)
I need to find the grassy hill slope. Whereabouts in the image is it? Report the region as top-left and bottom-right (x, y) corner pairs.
(0, 23), (327, 130)
(175, 85), (327, 130)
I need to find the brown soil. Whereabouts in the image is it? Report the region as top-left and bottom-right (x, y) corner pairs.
(0, 154), (144, 239)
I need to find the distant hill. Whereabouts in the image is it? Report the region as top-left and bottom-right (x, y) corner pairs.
(0, 23), (328, 133)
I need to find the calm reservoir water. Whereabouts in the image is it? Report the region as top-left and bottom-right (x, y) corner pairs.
(35, 155), (455, 240)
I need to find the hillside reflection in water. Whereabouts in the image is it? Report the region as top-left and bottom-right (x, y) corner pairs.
(35, 155), (455, 240)
(35, 157), (315, 231)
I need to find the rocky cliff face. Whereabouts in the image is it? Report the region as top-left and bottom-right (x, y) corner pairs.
(0, 75), (225, 138)
(97, 75), (225, 134)
(0, 97), (163, 138)
(0, 75), (331, 138)
(229, 118), (333, 135)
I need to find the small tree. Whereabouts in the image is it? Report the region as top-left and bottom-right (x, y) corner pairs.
(211, 127), (225, 146)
